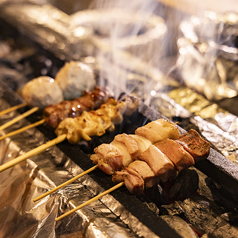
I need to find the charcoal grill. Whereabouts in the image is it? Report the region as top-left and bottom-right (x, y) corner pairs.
(0, 2), (238, 238)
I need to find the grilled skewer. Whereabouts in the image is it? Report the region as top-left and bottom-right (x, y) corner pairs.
(33, 118), (179, 201)
(0, 61), (96, 132)
(0, 96), (139, 172)
(0, 86), (113, 141)
(54, 127), (210, 221)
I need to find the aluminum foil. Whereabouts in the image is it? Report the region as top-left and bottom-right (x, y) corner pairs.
(0, 93), (163, 237)
(0, 2), (92, 61)
(151, 86), (238, 164)
(177, 11), (238, 100)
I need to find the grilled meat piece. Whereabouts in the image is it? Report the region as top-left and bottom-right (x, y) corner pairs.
(113, 133), (141, 158)
(130, 135), (152, 154)
(91, 133), (152, 175)
(135, 119), (180, 144)
(43, 87), (114, 128)
(91, 144), (124, 175)
(176, 129), (210, 162)
(112, 166), (145, 195)
(140, 145), (177, 182)
(56, 97), (139, 143)
(155, 139), (195, 171)
(128, 160), (160, 189)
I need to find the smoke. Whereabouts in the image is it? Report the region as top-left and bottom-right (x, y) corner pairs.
(85, 0), (169, 99)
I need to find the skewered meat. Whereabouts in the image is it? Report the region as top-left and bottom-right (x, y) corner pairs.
(154, 139), (195, 171)
(92, 119), (210, 195)
(139, 144), (177, 182)
(55, 61), (96, 100)
(91, 133), (152, 175)
(91, 144), (124, 175)
(113, 133), (141, 158)
(43, 86), (114, 128)
(128, 160), (160, 189)
(135, 118), (180, 143)
(176, 129), (210, 162)
(55, 96), (139, 143)
(90, 118), (180, 175)
(112, 165), (145, 195)
(130, 134), (152, 154)
(22, 76), (63, 109)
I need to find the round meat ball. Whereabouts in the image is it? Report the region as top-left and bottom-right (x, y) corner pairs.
(22, 76), (63, 109)
(55, 61), (96, 100)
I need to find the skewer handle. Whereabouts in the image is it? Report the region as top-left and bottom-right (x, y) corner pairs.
(55, 181), (125, 221)
(0, 107), (39, 131)
(0, 134), (67, 173)
(33, 165), (99, 202)
(0, 103), (27, 116)
(0, 119), (45, 141)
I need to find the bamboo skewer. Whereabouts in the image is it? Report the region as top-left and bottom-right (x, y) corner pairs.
(0, 107), (39, 131)
(0, 103), (27, 116)
(0, 119), (45, 141)
(0, 134), (67, 173)
(55, 181), (125, 222)
(33, 165), (99, 202)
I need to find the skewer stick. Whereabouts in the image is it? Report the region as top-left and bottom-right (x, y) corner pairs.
(55, 181), (125, 222)
(0, 119), (45, 141)
(0, 103), (27, 116)
(0, 134), (67, 173)
(33, 165), (99, 202)
(0, 107), (39, 131)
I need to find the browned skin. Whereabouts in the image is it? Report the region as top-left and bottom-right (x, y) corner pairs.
(112, 167), (145, 195)
(128, 160), (160, 189)
(140, 145), (177, 182)
(43, 86), (113, 128)
(176, 129), (210, 162)
(154, 139), (195, 171)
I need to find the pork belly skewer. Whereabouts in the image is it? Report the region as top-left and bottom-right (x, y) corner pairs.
(0, 61), (96, 132)
(34, 119), (180, 202)
(0, 86), (113, 141)
(55, 128), (210, 221)
(0, 96), (139, 173)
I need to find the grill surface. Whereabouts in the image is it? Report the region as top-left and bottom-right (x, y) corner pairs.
(1, 6), (238, 237)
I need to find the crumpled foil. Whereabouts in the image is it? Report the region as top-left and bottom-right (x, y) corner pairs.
(177, 11), (238, 101)
(151, 86), (238, 163)
(0, 94), (161, 237)
(0, 1), (92, 61)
